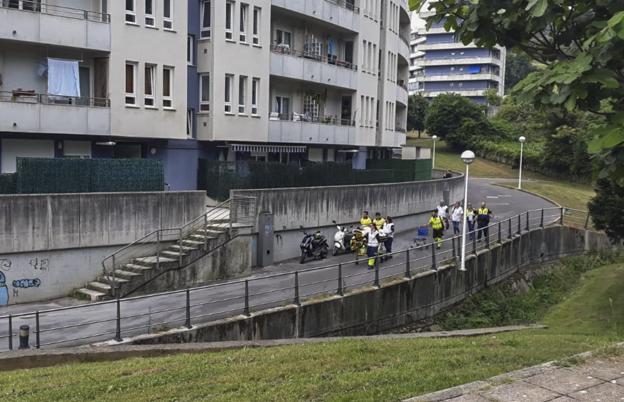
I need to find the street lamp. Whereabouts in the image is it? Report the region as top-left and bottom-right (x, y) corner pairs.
(431, 135), (438, 169)
(460, 150), (475, 272)
(518, 136), (526, 190)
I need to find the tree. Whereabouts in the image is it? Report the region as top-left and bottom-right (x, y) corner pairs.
(588, 179), (624, 242)
(484, 89), (502, 107)
(425, 93), (484, 145)
(505, 51), (538, 93)
(407, 95), (429, 137)
(409, 0), (624, 185)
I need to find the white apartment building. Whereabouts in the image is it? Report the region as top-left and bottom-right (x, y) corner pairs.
(0, 0), (188, 179)
(191, 0), (411, 166)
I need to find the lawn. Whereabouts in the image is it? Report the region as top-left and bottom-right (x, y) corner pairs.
(406, 138), (545, 179)
(2, 259), (623, 401)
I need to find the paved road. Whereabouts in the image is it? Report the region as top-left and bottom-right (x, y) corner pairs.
(0, 179), (559, 352)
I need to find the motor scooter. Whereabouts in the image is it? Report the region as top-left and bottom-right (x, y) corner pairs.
(332, 221), (354, 256)
(300, 230), (329, 263)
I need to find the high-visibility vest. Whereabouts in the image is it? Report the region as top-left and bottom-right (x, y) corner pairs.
(430, 217), (444, 230)
(478, 208), (490, 217)
(360, 217), (372, 226)
(374, 218), (386, 228)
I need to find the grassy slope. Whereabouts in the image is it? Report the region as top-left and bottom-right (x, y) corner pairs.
(498, 181), (596, 211)
(2, 261), (623, 401)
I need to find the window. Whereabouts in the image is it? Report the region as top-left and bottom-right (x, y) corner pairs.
(251, 78), (259, 115)
(163, 0), (173, 29)
(252, 7), (260, 45)
(200, 0), (211, 38)
(145, 0), (154, 26)
(125, 0), (136, 23)
(275, 96), (290, 117)
(187, 109), (195, 137)
(200, 73), (210, 112)
(144, 64), (156, 107)
(187, 35), (194, 65)
(125, 62), (137, 105)
(239, 3), (248, 43)
(163, 66), (174, 108)
(276, 29), (291, 46)
(238, 75), (247, 114)
(225, 74), (234, 113)
(225, 1), (234, 40)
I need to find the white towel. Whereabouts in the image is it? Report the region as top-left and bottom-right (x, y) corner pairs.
(47, 58), (80, 97)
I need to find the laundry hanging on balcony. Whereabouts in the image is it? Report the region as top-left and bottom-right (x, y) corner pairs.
(47, 58), (80, 97)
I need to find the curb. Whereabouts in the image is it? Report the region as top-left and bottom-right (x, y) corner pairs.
(0, 324), (545, 372)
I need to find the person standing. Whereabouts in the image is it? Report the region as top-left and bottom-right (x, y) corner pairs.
(451, 201), (463, 235)
(366, 223), (381, 269)
(360, 211), (372, 226)
(437, 200), (449, 230)
(466, 203), (476, 240)
(429, 210), (445, 249)
(477, 202), (493, 242)
(383, 217), (395, 257)
(373, 212), (386, 229)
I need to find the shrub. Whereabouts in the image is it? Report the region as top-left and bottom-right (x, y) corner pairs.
(425, 93), (485, 145)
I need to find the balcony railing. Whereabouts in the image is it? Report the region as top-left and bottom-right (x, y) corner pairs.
(270, 112), (355, 126)
(271, 44), (358, 71)
(0, 90), (110, 107)
(0, 0), (110, 22)
(326, 0), (359, 13)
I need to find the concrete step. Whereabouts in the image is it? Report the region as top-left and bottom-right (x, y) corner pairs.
(190, 234), (217, 241)
(124, 263), (155, 273)
(135, 256), (176, 265)
(100, 276), (129, 285)
(76, 288), (107, 302)
(114, 269), (142, 279)
(170, 244), (198, 251)
(196, 229), (226, 236)
(182, 239), (206, 247)
(161, 250), (185, 258)
(88, 281), (112, 292)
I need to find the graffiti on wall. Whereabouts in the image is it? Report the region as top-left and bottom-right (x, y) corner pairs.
(0, 257), (49, 306)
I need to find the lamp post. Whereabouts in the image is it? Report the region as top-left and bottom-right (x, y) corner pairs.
(518, 136), (526, 190)
(431, 135), (438, 169)
(460, 150), (475, 272)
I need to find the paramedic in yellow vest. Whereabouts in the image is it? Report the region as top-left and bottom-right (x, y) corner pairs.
(360, 210), (372, 226)
(366, 223), (381, 268)
(429, 210), (445, 249)
(373, 212), (385, 229)
(477, 202), (493, 242)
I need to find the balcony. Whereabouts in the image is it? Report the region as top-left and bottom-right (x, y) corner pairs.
(0, 91), (111, 135)
(420, 89), (490, 97)
(0, 0), (111, 51)
(420, 56), (503, 67)
(423, 73), (502, 83)
(268, 113), (357, 145)
(270, 44), (358, 90)
(396, 82), (408, 105)
(271, 0), (359, 33)
(418, 42), (478, 51)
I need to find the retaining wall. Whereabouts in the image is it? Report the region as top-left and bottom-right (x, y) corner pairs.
(232, 175), (465, 262)
(130, 226), (613, 345)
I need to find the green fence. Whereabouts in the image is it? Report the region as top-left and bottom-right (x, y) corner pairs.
(0, 158), (164, 195)
(199, 159), (432, 200)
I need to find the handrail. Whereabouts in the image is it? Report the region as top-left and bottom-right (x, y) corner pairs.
(271, 44), (358, 71)
(0, 91), (110, 108)
(0, 0), (110, 23)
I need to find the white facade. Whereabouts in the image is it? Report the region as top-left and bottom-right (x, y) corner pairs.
(194, 0), (410, 161)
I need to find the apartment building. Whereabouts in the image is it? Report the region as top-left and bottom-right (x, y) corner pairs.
(408, 10), (506, 103)
(0, 0), (410, 191)
(0, 0), (188, 183)
(189, 0), (411, 169)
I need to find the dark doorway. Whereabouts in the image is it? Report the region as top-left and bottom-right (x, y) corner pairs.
(344, 41), (354, 64)
(341, 96), (352, 125)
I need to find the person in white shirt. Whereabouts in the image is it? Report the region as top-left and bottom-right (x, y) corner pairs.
(451, 201), (463, 235)
(383, 216), (395, 257)
(437, 200), (449, 230)
(366, 223), (381, 269)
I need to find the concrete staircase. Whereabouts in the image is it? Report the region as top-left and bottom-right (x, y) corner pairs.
(76, 224), (233, 301)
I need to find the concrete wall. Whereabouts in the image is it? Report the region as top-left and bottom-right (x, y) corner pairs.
(232, 175), (464, 261)
(0, 191), (205, 254)
(130, 226), (613, 345)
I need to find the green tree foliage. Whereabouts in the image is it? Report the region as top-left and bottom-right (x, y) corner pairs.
(411, 0), (624, 240)
(588, 179), (624, 242)
(484, 89), (502, 107)
(407, 95), (429, 136)
(425, 94), (484, 146)
(505, 51), (538, 93)
(542, 125), (593, 179)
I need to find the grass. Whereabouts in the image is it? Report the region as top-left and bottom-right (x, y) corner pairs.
(497, 180), (596, 211)
(406, 138), (546, 179)
(2, 256), (623, 401)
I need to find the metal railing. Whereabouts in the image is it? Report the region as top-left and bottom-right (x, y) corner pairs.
(100, 196), (257, 297)
(0, 0), (110, 23)
(0, 207), (594, 352)
(271, 44), (358, 71)
(0, 91), (110, 108)
(270, 113), (356, 127)
(325, 0), (359, 13)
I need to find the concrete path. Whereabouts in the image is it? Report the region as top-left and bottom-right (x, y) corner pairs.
(406, 351), (624, 402)
(0, 179), (559, 351)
